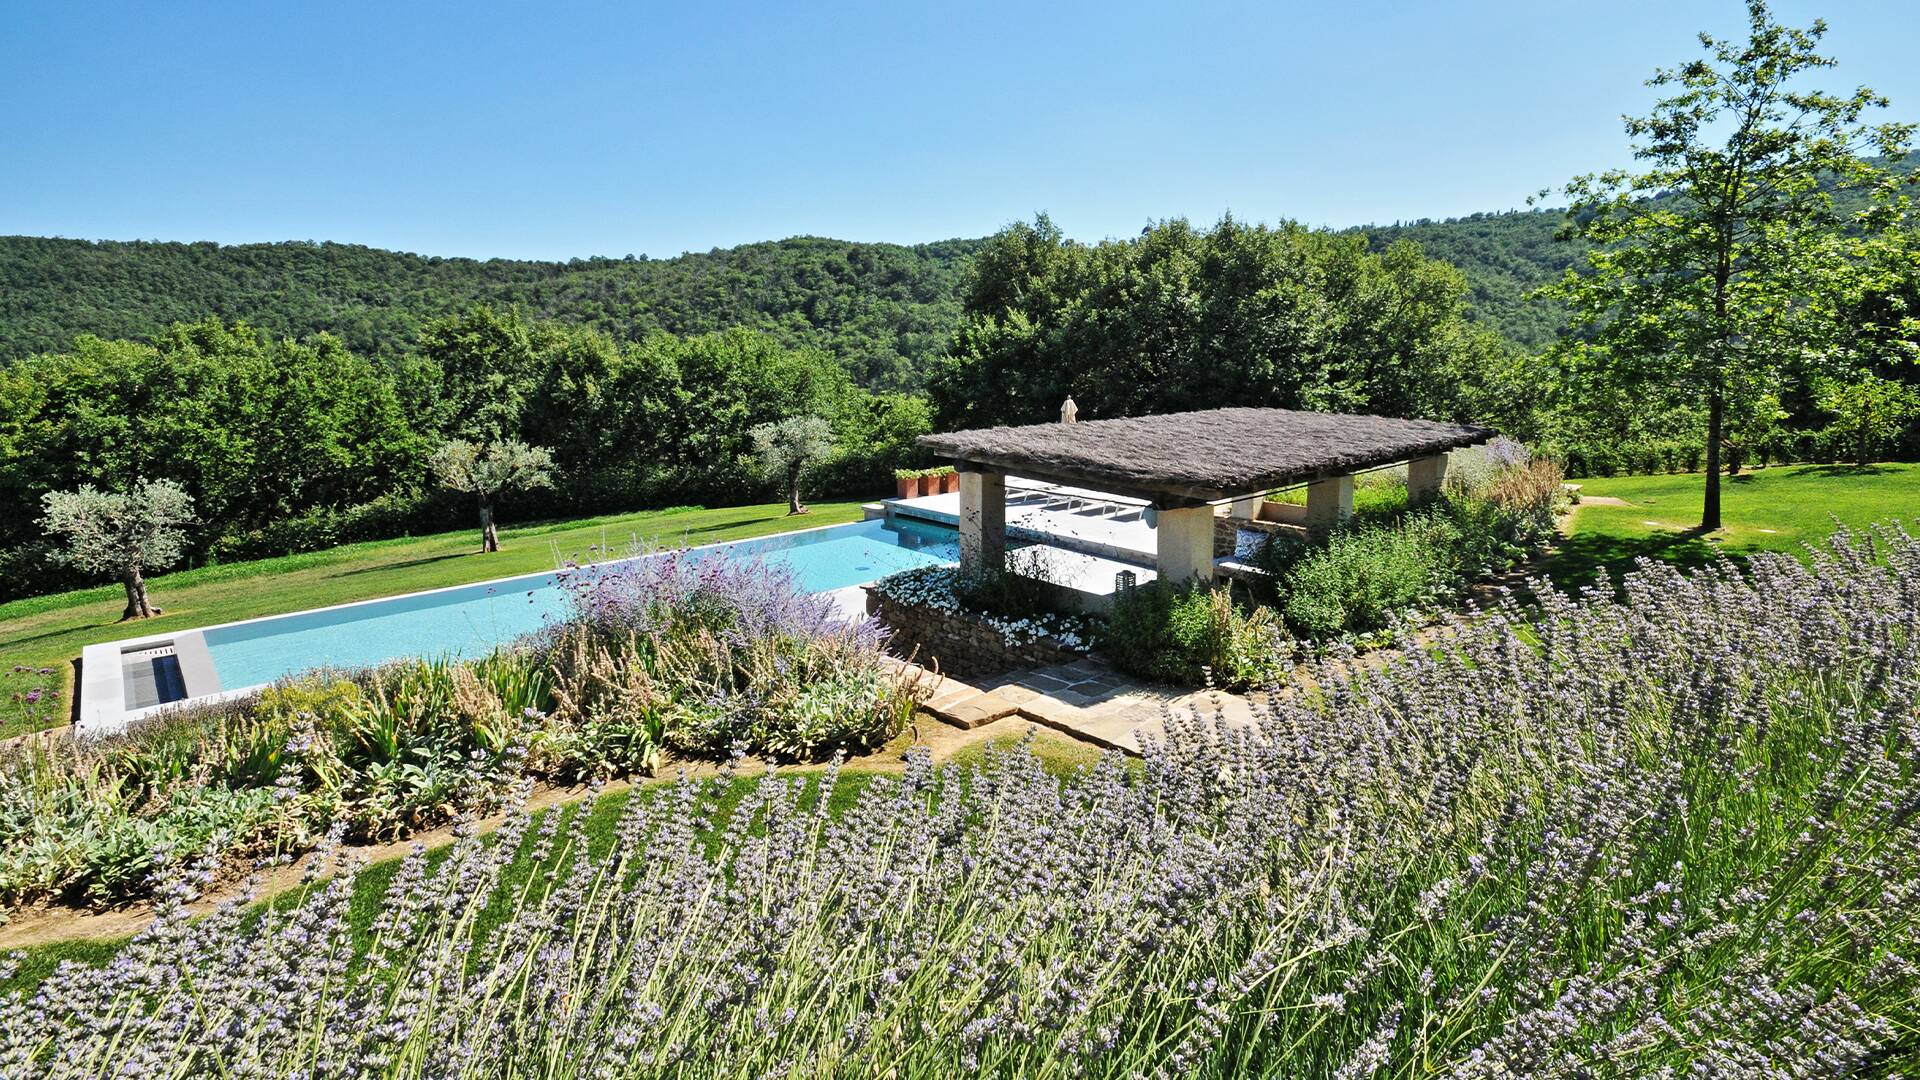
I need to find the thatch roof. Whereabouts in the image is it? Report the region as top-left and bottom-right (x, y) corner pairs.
(918, 407), (1492, 505)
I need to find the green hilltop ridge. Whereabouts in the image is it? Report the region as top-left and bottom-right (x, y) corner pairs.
(5, 152), (1913, 384)
(0, 234), (985, 392)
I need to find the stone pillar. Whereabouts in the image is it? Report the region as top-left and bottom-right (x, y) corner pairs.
(1228, 493), (1262, 520)
(958, 468), (1006, 573)
(1407, 454), (1449, 505)
(1305, 474), (1354, 537)
(1155, 505), (1216, 587)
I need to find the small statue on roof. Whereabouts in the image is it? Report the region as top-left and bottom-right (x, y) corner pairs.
(1060, 395), (1078, 424)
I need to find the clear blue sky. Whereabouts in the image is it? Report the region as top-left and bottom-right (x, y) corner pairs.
(4, 1), (1915, 261)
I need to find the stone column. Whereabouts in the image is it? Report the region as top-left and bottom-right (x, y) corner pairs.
(1228, 493), (1262, 520)
(1305, 474), (1354, 537)
(958, 468), (1006, 573)
(1155, 505), (1216, 587)
(1407, 454), (1449, 505)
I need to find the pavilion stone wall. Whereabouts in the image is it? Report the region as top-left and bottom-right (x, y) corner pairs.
(865, 590), (1085, 678)
(1215, 515), (1293, 559)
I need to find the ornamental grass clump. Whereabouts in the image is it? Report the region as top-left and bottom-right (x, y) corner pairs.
(11, 522), (1916, 1074)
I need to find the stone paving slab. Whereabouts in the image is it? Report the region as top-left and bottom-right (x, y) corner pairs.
(908, 656), (1263, 756)
(941, 690), (1026, 729)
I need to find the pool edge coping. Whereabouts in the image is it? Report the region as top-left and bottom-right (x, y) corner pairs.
(76, 515), (914, 734)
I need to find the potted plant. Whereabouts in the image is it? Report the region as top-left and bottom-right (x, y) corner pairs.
(894, 468), (919, 500)
(915, 469), (937, 497)
(930, 465), (958, 494)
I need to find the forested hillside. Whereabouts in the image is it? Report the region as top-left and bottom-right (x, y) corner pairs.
(1361, 210), (1574, 349)
(11, 157), (1913, 387)
(0, 235), (983, 391)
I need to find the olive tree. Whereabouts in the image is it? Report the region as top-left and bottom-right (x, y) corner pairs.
(429, 438), (555, 552)
(750, 416), (834, 515)
(38, 479), (196, 620)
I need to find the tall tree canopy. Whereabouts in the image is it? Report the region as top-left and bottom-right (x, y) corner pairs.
(0, 313), (930, 602)
(1542, 0), (1912, 528)
(927, 215), (1519, 431)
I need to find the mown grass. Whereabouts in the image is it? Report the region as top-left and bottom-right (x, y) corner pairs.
(1544, 462), (1920, 590)
(0, 501), (867, 738)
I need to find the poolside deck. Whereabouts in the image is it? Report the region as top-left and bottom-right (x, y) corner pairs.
(887, 481), (1158, 563)
(885, 479), (1160, 604)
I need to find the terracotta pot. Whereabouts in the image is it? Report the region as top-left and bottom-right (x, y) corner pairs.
(915, 474), (936, 497)
(939, 471), (960, 494)
(895, 475), (917, 499)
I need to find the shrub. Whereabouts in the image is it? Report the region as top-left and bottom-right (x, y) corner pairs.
(1102, 583), (1289, 689)
(553, 549), (911, 761)
(0, 550), (909, 909)
(13, 526), (1918, 1074)
(1277, 511), (1458, 639)
(1469, 456), (1567, 546)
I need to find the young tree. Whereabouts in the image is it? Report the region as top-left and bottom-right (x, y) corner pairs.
(429, 439), (555, 552)
(750, 416), (834, 515)
(38, 479), (195, 620)
(1816, 373), (1920, 466)
(1543, 1), (1911, 529)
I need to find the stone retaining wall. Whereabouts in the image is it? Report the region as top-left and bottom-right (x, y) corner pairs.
(866, 590), (1085, 677)
(1214, 514), (1296, 558)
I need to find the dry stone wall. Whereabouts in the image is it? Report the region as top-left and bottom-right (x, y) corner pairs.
(866, 590), (1085, 678)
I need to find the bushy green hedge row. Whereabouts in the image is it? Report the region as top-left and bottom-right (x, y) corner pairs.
(1552, 429), (1918, 479)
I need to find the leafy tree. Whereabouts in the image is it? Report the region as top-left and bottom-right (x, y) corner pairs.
(416, 305), (540, 441)
(750, 416), (835, 515)
(1817, 374), (1920, 465)
(0, 321), (416, 562)
(38, 479), (195, 619)
(1543, 1), (1912, 528)
(930, 214), (1506, 429)
(0, 235), (983, 392)
(428, 439), (555, 552)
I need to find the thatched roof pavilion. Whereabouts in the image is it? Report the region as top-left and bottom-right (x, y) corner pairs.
(918, 407), (1492, 586)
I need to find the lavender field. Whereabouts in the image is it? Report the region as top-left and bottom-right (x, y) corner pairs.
(6, 524), (1918, 1076)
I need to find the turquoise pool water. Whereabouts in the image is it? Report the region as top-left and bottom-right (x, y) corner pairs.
(200, 518), (957, 691)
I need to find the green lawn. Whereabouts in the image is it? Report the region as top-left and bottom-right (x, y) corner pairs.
(0, 501), (867, 738)
(1543, 463), (1920, 590)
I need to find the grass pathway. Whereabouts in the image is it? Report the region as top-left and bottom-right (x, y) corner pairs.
(0, 724), (1104, 988)
(0, 501), (866, 737)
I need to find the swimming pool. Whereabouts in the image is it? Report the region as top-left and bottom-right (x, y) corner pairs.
(80, 517), (958, 732)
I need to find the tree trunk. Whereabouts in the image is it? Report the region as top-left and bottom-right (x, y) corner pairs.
(479, 501), (499, 552)
(1702, 388), (1724, 531)
(121, 567), (155, 620)
(1858, 427), (1870, 468)
(786, 463), (806, 515)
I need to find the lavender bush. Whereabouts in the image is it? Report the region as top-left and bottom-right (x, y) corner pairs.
(8, 523), (1915, 1074)
(545, 550), (914, 758)
(0, 551), (911, 909)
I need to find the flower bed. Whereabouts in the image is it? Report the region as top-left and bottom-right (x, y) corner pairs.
(0, 552), (915, 910)
(865, 565), (1099, 676)
(12, 523), (1917, 1073)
